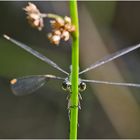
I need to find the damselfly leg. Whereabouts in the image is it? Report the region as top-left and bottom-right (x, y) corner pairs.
(66, 93), (82, 122)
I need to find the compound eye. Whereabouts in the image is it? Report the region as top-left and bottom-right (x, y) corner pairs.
(62, 81), (67, 91)
(67, 84), (71, 91)
(62, 81), (71, 91)
(79, 82), (86, 92)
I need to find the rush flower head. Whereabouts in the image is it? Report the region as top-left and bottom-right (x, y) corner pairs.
(48, 16), (75, 45)
(48, 32), (61, 45)
(23, 2), (47, 31)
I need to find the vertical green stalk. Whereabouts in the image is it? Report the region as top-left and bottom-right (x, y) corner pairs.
(69, 0), (79, 139)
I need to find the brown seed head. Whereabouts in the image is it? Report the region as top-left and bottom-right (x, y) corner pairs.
(54, 30), (61, 36)
(48, 16), (75, 45)
(64, 16), (71, 24)
(23, 2), (45, 31)
(61, 30), (70, 41)
(48, 33), (61, 45)
(24, 2), (39, 13)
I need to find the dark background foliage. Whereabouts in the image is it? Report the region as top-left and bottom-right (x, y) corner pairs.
(0, 1), (140, 139)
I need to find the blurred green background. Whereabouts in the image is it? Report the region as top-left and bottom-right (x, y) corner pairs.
(0, 1), (140, 139)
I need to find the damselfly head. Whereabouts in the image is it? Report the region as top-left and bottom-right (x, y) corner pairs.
(62, 78), (87, 93)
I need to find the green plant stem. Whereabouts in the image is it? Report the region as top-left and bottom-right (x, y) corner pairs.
(69, 0), (79, 139)
(46, 13), (63, 19)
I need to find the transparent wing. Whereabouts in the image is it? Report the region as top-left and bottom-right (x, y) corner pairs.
(79, 43), (140, 75)
(4, 35), (68, 75)
(82, 79), (140, 88)
(10, 75), (65, 96)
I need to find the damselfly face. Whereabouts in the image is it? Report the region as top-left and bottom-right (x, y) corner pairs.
(62, 78), (86, 92)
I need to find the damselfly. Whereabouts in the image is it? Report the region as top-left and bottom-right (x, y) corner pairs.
(3, 34), (140, 110)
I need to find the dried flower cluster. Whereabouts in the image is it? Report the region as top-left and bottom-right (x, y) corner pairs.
(48, 16), (75, 45)
(24, 2), (75, 45)
(23, 2), (47, 31)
